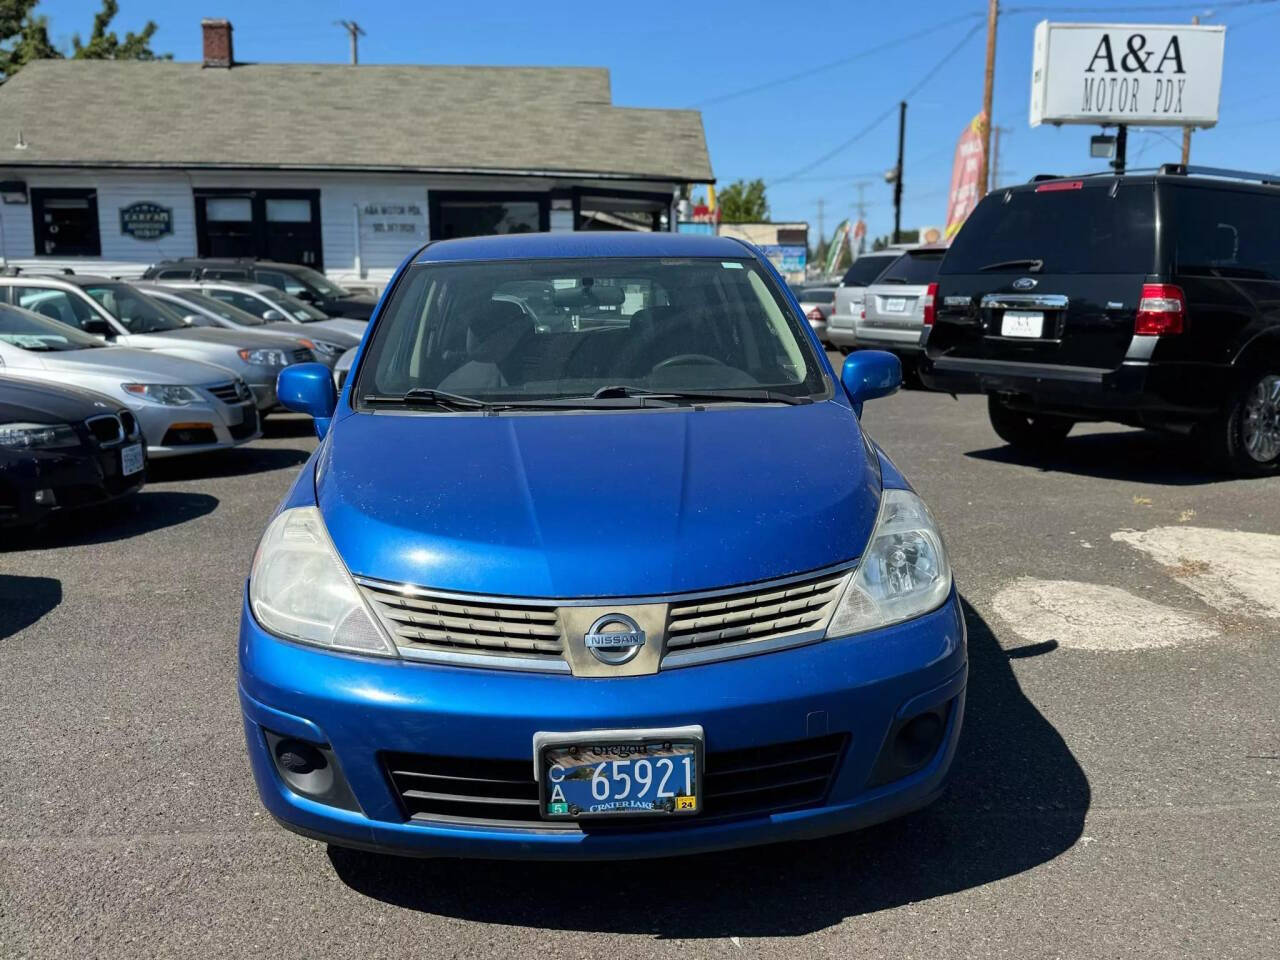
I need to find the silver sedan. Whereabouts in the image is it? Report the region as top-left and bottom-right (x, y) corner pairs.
(0, 303), (261, 458)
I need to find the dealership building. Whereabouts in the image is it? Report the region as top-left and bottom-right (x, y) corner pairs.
(0, 20), (713, 286)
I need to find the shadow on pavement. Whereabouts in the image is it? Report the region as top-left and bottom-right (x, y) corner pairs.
(966, 428), (1238, 486)
(328, 598), (1089, 937)
(1, 491), (218, 551)
(262, 414), (319, 440)
(147, 446), (309, 482)
(0, 574), (62, 640)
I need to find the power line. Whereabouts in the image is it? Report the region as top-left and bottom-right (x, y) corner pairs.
(768, 20), (987, 188)
(692, 11), (984, 108)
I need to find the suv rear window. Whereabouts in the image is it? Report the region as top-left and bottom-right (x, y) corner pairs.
(941, 181), (1156, 276)
(840, 255), (897, 287)
(877, 252), (943, 285)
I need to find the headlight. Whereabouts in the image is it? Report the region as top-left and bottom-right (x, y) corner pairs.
(249, 506), (398, 657)
(122, 383), (202, 406)
(0, 421), (80, 450)
(238, 347), (289, 367)
(309, 339), (340, 357)
(826, 488), (951, 637)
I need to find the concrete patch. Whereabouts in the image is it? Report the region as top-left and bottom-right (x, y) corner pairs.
(992, 578), (1219, 651)
(1112, 526), (1280, 619)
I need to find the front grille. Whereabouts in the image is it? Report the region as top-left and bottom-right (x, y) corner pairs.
(207, 381), (242, 403)
(118, 411), (138, 437)
(84, 414), (123, 446)
(664, 570), (848, 657)
(382, 733), (848, 828)
(289, 347), (314, 364)
(359, 580), (565, 663)
(228, 407), (259, 440)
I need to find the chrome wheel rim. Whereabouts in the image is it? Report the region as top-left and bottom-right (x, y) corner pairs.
(1242, 374), (1280, 463)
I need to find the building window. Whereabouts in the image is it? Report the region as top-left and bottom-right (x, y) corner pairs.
(430, 192), (548, 240)
(31, 188), (101, 257)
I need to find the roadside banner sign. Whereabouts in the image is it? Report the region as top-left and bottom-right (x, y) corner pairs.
(1030, 21), (1225, 127)
(943, 113), (986, 244)
(824, 219), (850, 275)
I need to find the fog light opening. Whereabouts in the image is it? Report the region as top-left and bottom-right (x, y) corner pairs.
(275, 738), (325, 776)
(893, 711), (945, 769)
(262, 729), (361, 812)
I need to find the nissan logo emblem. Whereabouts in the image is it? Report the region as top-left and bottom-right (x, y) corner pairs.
(583, 613), (646, 665)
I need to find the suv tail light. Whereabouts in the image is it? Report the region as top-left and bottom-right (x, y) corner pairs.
(923, 282), (939, 326)
(806, 307), (824, 323)
(1135, 283), (1186, 336)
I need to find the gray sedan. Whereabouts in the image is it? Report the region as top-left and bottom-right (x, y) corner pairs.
(0, 303), (260, 458)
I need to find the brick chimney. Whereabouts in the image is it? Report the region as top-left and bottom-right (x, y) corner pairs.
(201, 18), (233, 68)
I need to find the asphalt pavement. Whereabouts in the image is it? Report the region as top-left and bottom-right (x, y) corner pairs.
(2, 374), (1277, 960)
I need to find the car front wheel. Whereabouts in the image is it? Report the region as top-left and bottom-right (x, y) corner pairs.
(987, 394), (1073, 452)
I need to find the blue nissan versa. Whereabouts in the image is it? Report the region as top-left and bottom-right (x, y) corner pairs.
(240, 232), (966, 860)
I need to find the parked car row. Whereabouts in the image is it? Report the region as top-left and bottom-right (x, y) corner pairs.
(1, 259), (381, 526)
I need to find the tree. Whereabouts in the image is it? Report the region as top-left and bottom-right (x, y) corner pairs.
(717, 179), (769, 222)
(1, 0), (168, 82)
(71, 0), (168, 61)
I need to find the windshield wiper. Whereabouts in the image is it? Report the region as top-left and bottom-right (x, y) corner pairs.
(363, 388), (494, 411)
(590, 385), (811, 405)
(978, 258), (1044, 272)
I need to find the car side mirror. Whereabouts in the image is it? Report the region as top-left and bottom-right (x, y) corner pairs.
(277, 362), (338, 438)
(841, 350), (901, 417)
(262, 309), (285, 322)
(293, 289), (317, 303)
(82, 317), (113, 337)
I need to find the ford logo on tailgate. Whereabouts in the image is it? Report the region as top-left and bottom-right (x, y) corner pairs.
(1012, 277), (1038, 290)
(584, 614), (646, 665)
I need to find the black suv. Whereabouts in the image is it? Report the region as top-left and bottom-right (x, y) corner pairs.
(921, 165), (1280, 475)
(141, 258), (376, 320)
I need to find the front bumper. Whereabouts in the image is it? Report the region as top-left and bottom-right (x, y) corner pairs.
(238, 587), (967, 860)
(0, 441), (145, 527)
(136, 400), (262, 459)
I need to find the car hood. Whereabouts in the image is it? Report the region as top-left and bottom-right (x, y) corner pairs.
(26, 346), (231, 384)
(318, 400), (881, 598)
(121, 327), (261, 351)
(0, 375), (121, 423)
(302, 318), (367, 340)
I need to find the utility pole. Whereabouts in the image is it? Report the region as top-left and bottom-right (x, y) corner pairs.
(1180, 14), (1200, 165)
(892, 101), (906, 244)
(335, 20), (366, 65)
(816, 198), (825, 251)
(1113, 124), (1128, 175)
(978, 0), (998, 195)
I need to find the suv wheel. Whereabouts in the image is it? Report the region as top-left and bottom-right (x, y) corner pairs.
(1202, 369), (1280, 476)
(987, 394), (1073, 451)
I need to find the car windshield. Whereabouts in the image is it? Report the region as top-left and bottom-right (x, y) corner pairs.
(290, 266), (350, 298)
(840, 255), (898, 287)
(175, 290), (267, 326)
(0, 302), (105, 351)
(875, 252), (944, 286)
(357, 257), (827, 406)
(941, 182), (1157, 275)
(259, 287), (330, 322)
(82, 283), (187, 333)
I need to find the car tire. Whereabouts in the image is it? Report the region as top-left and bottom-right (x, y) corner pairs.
(987, 394), (1073, 451)
(1197, 367), (1280, 477)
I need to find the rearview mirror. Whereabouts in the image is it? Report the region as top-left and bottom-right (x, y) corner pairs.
(841, 351), (901, 417)
(81, 317), (113, 338)
(277, 362), (338, 438)
(293, 289), (317, 303)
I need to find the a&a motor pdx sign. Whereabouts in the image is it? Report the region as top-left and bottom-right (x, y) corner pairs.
(1030, 21), (1225, 128)
(119, 201), (174, 241)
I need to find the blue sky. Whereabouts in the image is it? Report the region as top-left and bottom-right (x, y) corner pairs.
(45, 0), (1280, 243)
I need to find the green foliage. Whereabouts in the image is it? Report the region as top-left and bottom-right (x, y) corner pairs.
(717, 179), (769, 223)
(0, 0), (169, 81)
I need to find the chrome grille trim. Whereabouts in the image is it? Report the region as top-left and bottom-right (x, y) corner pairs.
(84, 413), (124, 447)
(661, 570), (850, 669)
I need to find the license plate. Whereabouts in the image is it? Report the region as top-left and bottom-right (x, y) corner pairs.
(1001, 310), (1045, 337)
(535, 727), (703, 820)
(120, 443), (144, 476)
(884, 297), (908, 313)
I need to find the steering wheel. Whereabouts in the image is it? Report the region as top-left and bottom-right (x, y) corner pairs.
(652, 353), (728, 371)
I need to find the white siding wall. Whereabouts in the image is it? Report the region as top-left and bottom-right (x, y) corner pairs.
(0, 168), (678, 288)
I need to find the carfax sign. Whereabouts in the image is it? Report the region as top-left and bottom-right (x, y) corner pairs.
(119, 202), (174, 241)
(1030, 21), (1225, 128)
